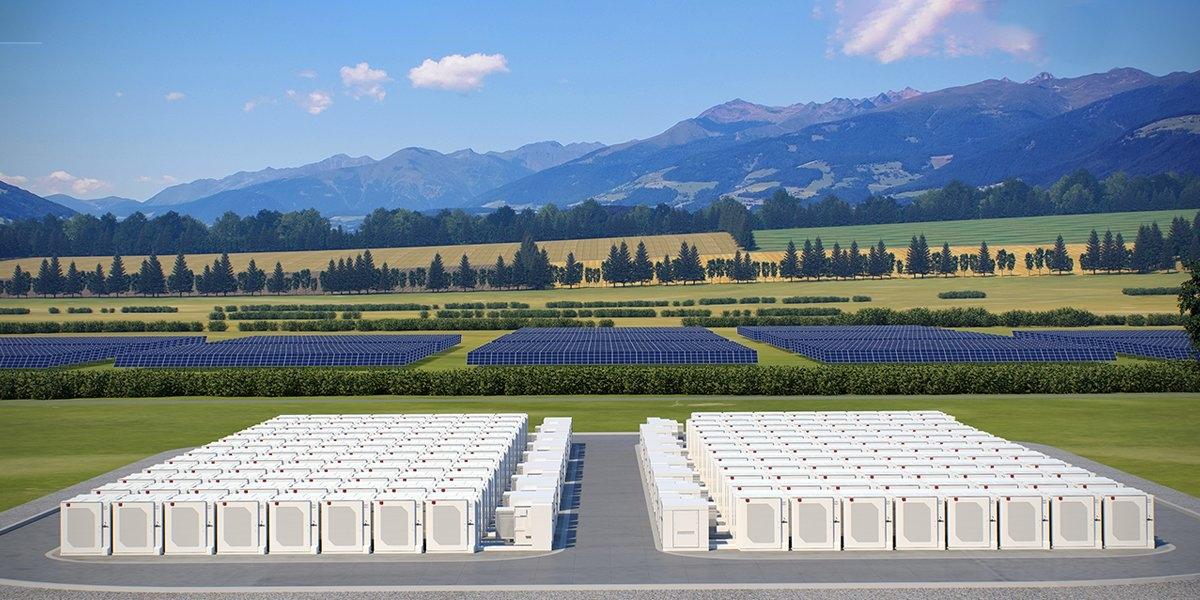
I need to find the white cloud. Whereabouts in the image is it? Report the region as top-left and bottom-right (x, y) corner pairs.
(136, 175), (151, 183)
(408, 53), (509, 92)
(831, 0), (1039, 63)
(286, 89), (333, 115)
(38, 170), (110, 196)
(340, 62), (390, 101)
(297, 69), (318, 79)
(164, 91), (186, 102)
(242, 96), (278, 112)
(161, 175), (178, 184)
(0, 172), (29, 186)
(114, 91), (124, 98)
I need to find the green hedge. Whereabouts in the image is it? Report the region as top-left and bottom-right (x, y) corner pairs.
(237, 303), (431, 312)
(683, 307), (1185, 328)
(444, 302), (529, 309)
(782, 296), (850, 304)
(208, 320), (228, 332)
(1122, 287), (1181, 296)
(698, 297), (738, 305)
(2, 362), (1196, 400)
(938, 290), (987, 299)
(0, 308), (30, 315)
(756, 307), (844, 317)
(227, 317), (598, 332)
(67, 307), (93, 314)
(546, 300), (668, 308)
(660, 309), (712, 317)
(0, 320), (204, 333)
(120, 306), (179, 313)
(852, 296), (872, 302)
(226, 311), (336, 320)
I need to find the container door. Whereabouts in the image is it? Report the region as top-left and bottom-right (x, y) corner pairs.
(321, 500), (366, 553)
(374, 499), (420, 553)
(895, 497), (942, 550)
(842, 497), (889, 550)
(112, 503), (160, 555)
(666, 507), (702, 550)
(999, 496), (1047, 549)
(789, 496), (838, 551)
(218, 502), (265, 554)
(426, 499), (469, 552)
(269, 501), (316, 554)
(165, 502), (211, 554)
(60, 501), (106, 556)
(947, 497), (995, 549)
(1051, 496), (1100, 549)
(1103, 495), (1152, 549)
(736, 497), (786, 551)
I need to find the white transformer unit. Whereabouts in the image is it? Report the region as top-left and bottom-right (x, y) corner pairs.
(1051, 492), (1102, 549)
(1098, 488), (1155, 549)
(372, 491), (425, 554)
(320, 492), (374, 554)
(163, 490), (226, 555)
(997, 493), (1050, 550)
(732, 490), (788, 551)
(840, 493), (893, 551)
(893, 494), (945, 550)
(267, 492), (321, 554)
(424, 489), (482, 553)
(787, 493), (840, 551)
(111, 491), (175, 555)
(946, 495), (997, 549)
(216, 491), (273, 554)
(656, 494), (709, 552)
(59, 490), (126, 556)
(495, 489), (558, 551)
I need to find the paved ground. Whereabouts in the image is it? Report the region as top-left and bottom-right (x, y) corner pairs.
(0, 433), (1198, 597)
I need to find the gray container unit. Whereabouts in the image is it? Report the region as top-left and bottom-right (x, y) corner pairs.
(163, 490), (228, 555)
(1095, 487), (1155, 549)
(424, 488), (484, 553)
(216, 491), (274, 555)
(1050, 492), (1102, 549)
(372, 490), (426, 554)
(112, 491), (177, 555)
(59, 490), (127, 556)
(893, 493), (945, 550)
(320, 491), (375, 554)
(267, 491), (321, 555)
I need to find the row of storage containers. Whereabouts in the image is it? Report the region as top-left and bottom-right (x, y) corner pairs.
(59, 413), (569, 556)
(493, 417), (573, 551)
(655, 411), (1154, 552)
(639, 418), (711, 552)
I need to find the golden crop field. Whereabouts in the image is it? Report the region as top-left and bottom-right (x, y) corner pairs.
(0, 231), (739, 274)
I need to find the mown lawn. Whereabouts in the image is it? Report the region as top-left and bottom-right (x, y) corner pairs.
(1, 393), (1197, 510)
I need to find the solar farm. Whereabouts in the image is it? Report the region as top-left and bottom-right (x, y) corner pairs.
(0, 336), (207, 369)
(1015, 329), (1197, 360)
(112, 334), (461, 368)
(739, 325), (1117, 363)
(640, 411), (1156, 552)
(59, 413), (572, 556)
(466, 327), (758, 365)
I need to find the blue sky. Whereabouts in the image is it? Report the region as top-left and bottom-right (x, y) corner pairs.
(2, 0), (1198, 200)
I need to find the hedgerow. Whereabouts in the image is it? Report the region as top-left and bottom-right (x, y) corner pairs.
(0, 308), (30, 315)
(236, 303), (431, 312)
(225, 317), (598, 332)
(938, 290), (987, 299)
(782, 296), (850, 304)
(1122, 287), (1181, 296)
(225, 310), (336, 320)
(0, 320), (204, 334)
(120, 306), (179, 313)
(546, 300), (668, 308)
(1, 362), (1195, 400)
(683, 307), (1184, 328)
(756, 307), (843, 317)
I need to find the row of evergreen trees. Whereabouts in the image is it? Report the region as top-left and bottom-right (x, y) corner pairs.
(599, 241), (706, 286)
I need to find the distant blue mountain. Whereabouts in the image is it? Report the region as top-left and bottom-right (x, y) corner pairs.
(43, 194), (145, 218)
(0, 182), (76, 221)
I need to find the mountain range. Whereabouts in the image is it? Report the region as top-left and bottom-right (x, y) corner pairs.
(6, 66), (1199, 223)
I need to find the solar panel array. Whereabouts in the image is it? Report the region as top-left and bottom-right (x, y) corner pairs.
(640, 411), (1154, 552)
(114, 334), (460, 368)
(467, 327), (757, 365)
(1015, 329), (1196, 360)
(739, 325), (1114, 363)
(60, 413), (573, 556)
(0, 336), (206, 369)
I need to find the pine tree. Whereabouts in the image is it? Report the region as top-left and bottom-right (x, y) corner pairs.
(426, 253), (449, 290)
(1150, 221), (1171, 271)
(107, 255), (130, 296)
(137, 254), (167, 296)
(1024, 252), (1034, 274)
(812, 238), (828, 278)
(1167, 217), (1192, 267)
(87, 264), (107, 296)
(1113, 232), (1130, 272)
(492, 256), (508, 289)
(167, 253), (194, 296)
(1083, 229), (1102, 273)
(267, 262), (287, 294)
(561, 252), (583, 287)
(6, 265), (31, 296)
(34, 257), (63, 297)
(655, 254), (674, 284)
(830, 242), (847, 278)
(1130, 225), (1155, 273)
(457, 254), (477, 289)
(780, 240), (800, 280)
(602, 243), (625, 286)
(211, 253), (237, 294)
(936, 242), (957, 277)
(848, 241), (864, 278)
(975, 241), (995, 275)
(1050, 235), (1071, 273)
(905, 235), (930, 277)
(239, 259), (266, 294)
(63, 262), (84, 296)
(631, 241), (653, 285)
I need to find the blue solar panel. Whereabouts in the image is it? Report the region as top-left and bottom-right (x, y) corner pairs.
(0, 336), (206, 369)
(739, 326), (1114, 363)
(467, 327), (757, 365)
(1014, 330), (1195, 360)
(115, 334), (460, 368)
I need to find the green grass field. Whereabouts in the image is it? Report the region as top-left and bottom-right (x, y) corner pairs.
(754, 208), (1198, 250)
(1, 393), (1196, 511)
(0, 271), (1186, 326)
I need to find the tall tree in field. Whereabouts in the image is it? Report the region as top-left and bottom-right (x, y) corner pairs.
(799, 239), (816, 279)
(1113, 232), (1130, 272)
(167, 253), (194, 296)
(240, 259), (266, 295)
(266, 261), (287, 294)
(86, 264), (106, 296)
(561, 252), (583, 287)
(6, 265), (31, 296)
(1083, 229), (1102, 273)
(937, 242), (957, 277)
(631, 241), (653, 285)
(601, 243), (628, 286)
(905, 235), (930, 277)
(107, 255), (130, 296)
(34, 257), (63, 297)
(1049, 235), (1071, 273)
(811, 238), (828, 279)
(491, 256), (508, 289)
(63, 262), (84, 296)
(655, 254), (674, 284)
(975, 241), (995, 275)
(1167, 216), (1192, 266)
(456, 254), (477, 289)
(848, 241), (864, 278)
(1024, 251), (1034, 273)
(1151, 222), (1173, 272)
(426, 253), (449, 290)
(779, 240), (800, 280)
(137, 254), (167, 296)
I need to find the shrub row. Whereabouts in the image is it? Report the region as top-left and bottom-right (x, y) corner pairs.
(3, 362), (1196, 400)
(67, 307), (93, 314)
(0, 320), (204, 334)
(120, 306), (179, 313)
(228, 303), (433, 312)
(782, 296), (850, 304)
(683, 307), (1184, 328)
(852, 296), (872, 302)
(444, 302), (529, 309)
(1122, 287), (1181, 296)
(48, 307), (60, 314)
(0, 308), (30, 314)
(224, 311), (337, 321)
(546, 300), (669, 308)
(756, 307), (844, 317)
(660, 309), (712, 317)
(938, 290), (987, 299)
(226, 317), (599, 333)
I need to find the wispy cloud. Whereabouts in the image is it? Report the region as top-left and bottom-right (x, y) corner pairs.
(164, 91), (186, 102)
(296, 69), (318, 79)
(286, 89), (333, 115)
(340, 62), (390, 101)
(242, 96), (278, 113)
(0, 172), (29, 186)
(39, 170), (110, 196)
(831, 0), (1039, 63)
(114, 91), (124, 98)
(136, 175), (178, 184)
(408, 53), (509, 92)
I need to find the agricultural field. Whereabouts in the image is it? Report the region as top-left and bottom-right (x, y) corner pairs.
(2, 393), (1196, 511)
(0, 271), (1184, 325)
(0, 231), (739, 274)
(754, 208), (1198, 250)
